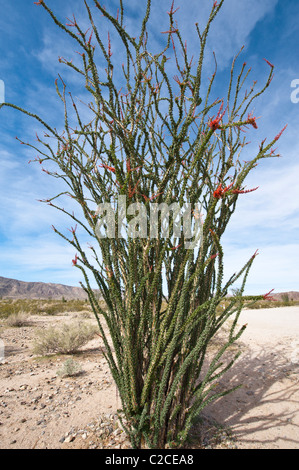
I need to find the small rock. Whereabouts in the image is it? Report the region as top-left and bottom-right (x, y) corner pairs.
(246, 390), (254, 396)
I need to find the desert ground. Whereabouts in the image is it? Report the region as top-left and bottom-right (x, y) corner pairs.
(0, 304), (298, 449)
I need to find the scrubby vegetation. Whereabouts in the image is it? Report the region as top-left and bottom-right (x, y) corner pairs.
(57, 357), (83, 377)
(32, 320), (98, 355)
(5, 311), (31, 327)
(0, 298), (98, 319)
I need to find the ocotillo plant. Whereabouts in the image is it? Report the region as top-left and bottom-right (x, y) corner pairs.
(1, 0), (286, 449)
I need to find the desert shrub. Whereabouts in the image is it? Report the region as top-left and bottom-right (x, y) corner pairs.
(5, 311), (31, 327)
(33, 321), (97, 355)
(0, 298), (93, 318)
(57, 357), (82, 377)
(78, 310), (93, 319)
(36, 299), (92, 315)
(2, 0), (287, 450)
(0, 299), (27, 318)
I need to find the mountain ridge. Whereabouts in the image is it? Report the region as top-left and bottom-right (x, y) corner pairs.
(0, 275), (298, 302)
(0, 276), (92, 300)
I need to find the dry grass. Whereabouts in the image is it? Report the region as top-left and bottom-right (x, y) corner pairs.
(56, 357), (83, 377)
(32, 320), (98, 355)
(0, 298), (95, 319)
(5, 311), (31, 327)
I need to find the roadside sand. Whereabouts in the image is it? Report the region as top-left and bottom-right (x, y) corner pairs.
(0, 306), (298, 449)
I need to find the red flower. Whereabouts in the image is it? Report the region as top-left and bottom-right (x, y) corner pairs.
(72, 254), (78, 266)
(263, 58), (274, 68)
(209, 101), (226, 131)
(231, 186), (259, 195)
(99, 164), (116, 173)
(263, 289), (276, 301)
(213, 182), (234, 199)
(246, 112), (258, 129)
(213, 184), (224, 199)
(213, 181), (259, 199)
(274, 124), (287, 142)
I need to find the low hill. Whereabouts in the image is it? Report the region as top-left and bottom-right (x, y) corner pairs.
(272, 291), (299, 302)
(0, 276), (96, 300)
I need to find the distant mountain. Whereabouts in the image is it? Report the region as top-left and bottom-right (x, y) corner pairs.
(272, 291), (299, 302)
(1, 276), (298, 303)
(0, 276), (96, 300)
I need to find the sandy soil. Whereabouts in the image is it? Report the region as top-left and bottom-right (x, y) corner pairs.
(0, 306), (298, 449)
(203, 306), (299, 449)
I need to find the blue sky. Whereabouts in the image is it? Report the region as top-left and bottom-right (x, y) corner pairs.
(0, 0), (298, 295)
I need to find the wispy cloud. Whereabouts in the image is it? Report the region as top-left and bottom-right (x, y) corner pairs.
(227, 162), (299, 233)
(0, 233), (82, 285)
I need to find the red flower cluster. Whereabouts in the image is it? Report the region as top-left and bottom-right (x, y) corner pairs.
(263, 289), (276, 301)
(232, 186), (259, 195)
(246, 112), (258, 129)
(274, 124), (288, 142)
(213, 182), (234, 199)
(99, 164), (116, 173)
(213, 182), (259, 199)
(209, 102), (226, 131)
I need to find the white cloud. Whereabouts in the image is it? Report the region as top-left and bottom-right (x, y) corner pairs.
(148, 0), (279, 69)
(226, 161), (299, 234)
(222, 242), (299, 295)
(0, 235), (82, 286)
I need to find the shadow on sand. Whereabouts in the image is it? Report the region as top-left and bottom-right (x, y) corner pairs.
(197, 342), (299, 448)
